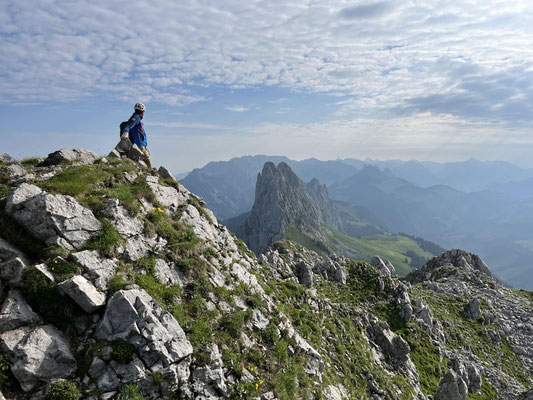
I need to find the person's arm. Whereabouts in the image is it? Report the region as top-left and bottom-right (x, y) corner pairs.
(121, 114), (140, 134)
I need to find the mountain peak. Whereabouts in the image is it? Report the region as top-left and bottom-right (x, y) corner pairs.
(239, 162), (340, 254)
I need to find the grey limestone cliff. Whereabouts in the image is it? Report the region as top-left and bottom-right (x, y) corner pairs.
(238, 162), (341, 254)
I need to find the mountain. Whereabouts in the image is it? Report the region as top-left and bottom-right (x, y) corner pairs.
(0, 149), (531, 400)
(237, 162), (342, 254)
(181, 155), (358, 220)
(236, 162), (438, 274)
(339, 157), (533, 192)
(181, 155), (290, 220)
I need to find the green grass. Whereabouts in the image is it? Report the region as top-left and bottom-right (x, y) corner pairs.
(44, 380), (81, 400)
(284, 224), (433, 275)
(39, 162), (154, 216)
(48, 258), (82, 282)
(85, 218), (123, 254)
(322, 225), (434, 275)
(284, 227), (332, 255)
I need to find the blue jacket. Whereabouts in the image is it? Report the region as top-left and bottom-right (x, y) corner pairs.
(121, 112), (147, 147)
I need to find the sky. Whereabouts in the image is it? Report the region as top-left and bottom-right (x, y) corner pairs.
(2, 0), (533, 173)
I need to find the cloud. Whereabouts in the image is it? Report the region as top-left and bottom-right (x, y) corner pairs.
(339, 1), (396, 20)
(1, 0), (533, 129)
(225, 105), (249, 112)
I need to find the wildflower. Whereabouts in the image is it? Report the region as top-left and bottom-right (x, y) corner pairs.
(259, 380), (264, 385)
(255, 383), (259, 390)
(54, 260), (58, 264)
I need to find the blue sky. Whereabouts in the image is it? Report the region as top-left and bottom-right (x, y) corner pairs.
(2, 0), (533, 173)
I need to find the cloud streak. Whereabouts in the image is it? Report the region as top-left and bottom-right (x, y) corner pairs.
(1, 0), (533, 128)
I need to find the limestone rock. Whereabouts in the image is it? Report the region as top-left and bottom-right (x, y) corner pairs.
(0, 153), (18, 165)
(238, 162), (341, 254)
(294, 261), (313, 287)
(0, 290), (41, 333)
(40, 148), (98, 166)
(367, 321), (410, 364)
(58, 275), (106, 313)
(102, 199), (144, 238)
(146, 175), (189, 212)
(0, 257), (25, 285)
(371, 256), (395, 277)
(70, 250), (117, 290)
(467, 298), (482, 321)
(95, 289), (193, 371)
(5, 183), (102, 250)
(7, 163), (27, 180)
(434, 369), (468, 400)
(158, 166), (177, 182)
(0, 325), (77, 391)
(0, 237), (29, 266)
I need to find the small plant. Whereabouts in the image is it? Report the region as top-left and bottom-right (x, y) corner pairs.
(111, 339), (136, 364)
(44, 380), (81, 400)
(49, 258), (81, 282)
(117, 384), (147, 400)
(85, 218), (122, 254)
(107, 273), (133, 295)
(21, 157), (41, 167)
(0, 351), (11, 388)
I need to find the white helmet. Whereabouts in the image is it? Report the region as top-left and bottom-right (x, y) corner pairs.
(134, 102), (146, 112)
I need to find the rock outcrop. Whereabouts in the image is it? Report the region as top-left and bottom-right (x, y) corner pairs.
(5, 183), (102, 250)
(238, 162), (341, 254)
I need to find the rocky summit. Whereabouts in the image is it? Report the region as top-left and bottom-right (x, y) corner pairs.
(237, 162), (341, 255)
(0, 149), (532, 400)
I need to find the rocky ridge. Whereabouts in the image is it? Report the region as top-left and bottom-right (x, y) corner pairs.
(0, 150), (531, 400)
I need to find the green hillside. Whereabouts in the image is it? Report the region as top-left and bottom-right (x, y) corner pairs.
(285, 225), (436, 275)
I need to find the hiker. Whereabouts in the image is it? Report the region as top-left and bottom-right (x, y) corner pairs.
(120, 102), (153, 168)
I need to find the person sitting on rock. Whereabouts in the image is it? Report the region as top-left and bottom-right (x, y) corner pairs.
(120, 102), (153, 168)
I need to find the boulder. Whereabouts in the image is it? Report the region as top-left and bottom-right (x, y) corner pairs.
(158, 166), (177, 182)
(434, 369), (468, 400)
(367, 321), (410, 364)
(102, 199), (144, 238)
(7, 164), (27, 180)
(0, 257), (25, 285)
(315, 258), (347, 284)
(190, 344), (227, 398)
(146, 176), (189, 212)
(40, 148), (98, 166)
(0, 238), (28, 265)
(371, 256), (395, 276)
(70, 250), (117, 290)
(0, 290), (41, 333)
(467, 298), (482, 321)
(58, 275), (106, 313)
(294, 261), (313, 287)
(0, 154), (18, 165)
(95, 289), (193, 372)
(0, 325), (77, 391)
(5, 183), (102, 250)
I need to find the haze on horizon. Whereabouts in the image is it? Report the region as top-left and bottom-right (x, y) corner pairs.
(2, 1), (533, 173)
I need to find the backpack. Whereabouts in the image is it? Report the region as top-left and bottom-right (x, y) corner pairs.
(119, 121), (128, 138)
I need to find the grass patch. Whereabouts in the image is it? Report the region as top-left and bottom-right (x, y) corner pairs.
(44, 380), (81, 400)
(85, 218), (123, 254)
(49, 258), (81, 282)
(110, 339), (136, 364)
(117, 384), (148, 400)
(20, 157), (41, 167)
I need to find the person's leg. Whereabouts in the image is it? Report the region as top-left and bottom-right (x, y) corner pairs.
(140, 146), (153, 168)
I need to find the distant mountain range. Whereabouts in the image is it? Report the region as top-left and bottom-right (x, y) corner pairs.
(180, 155), (533, 289)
